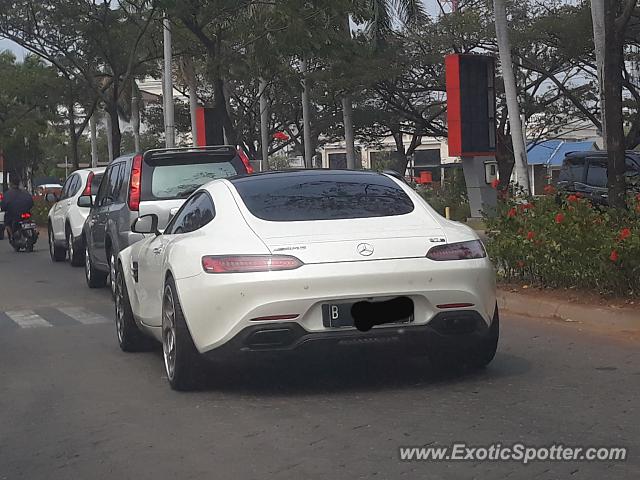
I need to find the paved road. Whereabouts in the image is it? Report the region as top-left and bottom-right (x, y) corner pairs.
(0, 239), (639, 479)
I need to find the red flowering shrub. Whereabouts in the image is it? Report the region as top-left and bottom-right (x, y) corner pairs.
(485, 193), (640, 296)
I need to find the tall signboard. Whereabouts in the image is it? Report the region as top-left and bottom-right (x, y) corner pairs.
(445, 54), (498, 218)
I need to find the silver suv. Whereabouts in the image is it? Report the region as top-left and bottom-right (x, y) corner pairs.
(81, 146), (253, 293)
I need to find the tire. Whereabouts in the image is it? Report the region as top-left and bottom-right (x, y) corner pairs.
(49, 225), (66, 262)
(162, 277), (206, 391)
(67, 229), (84, 267)
(115, 262), (153, 352)
(85, 244), (108, 288)
(428, 307), (500, 371)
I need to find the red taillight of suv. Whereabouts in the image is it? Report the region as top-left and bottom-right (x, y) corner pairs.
(237, 148), (254, 174)
(128, 154), (143, 211)
(83, 171), (95, 196)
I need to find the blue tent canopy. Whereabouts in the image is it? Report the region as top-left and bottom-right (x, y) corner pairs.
(527, 140), (596, 166)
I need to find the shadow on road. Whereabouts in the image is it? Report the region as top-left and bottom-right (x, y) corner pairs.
(147, 348), (531, 396)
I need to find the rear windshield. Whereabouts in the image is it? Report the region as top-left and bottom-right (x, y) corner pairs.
(232, 172), (415, 221)
(142, 152), (246, 200)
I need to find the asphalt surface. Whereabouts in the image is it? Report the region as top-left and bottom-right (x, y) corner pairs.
(0, 237), (639, 480)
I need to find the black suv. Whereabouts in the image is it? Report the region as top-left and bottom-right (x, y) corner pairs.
(557, 151), (640, 204)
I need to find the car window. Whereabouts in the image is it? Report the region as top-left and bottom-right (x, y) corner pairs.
(232, 172), (415, 221)
(60, 176), (74, 200)
(114, 162), (128, 202)
(586, 160), (607, 188)
(625, 157), (640, 178)
(96, 164), (121, 207)
(68, 175), (82, 198)
(559, 157), (585, 183)
(94, 168), (110, 207)
(166, 192), (215, 235)
(141, 150), (246, 202)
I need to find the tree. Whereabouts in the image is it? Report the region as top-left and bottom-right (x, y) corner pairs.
(0, 0), (161, 158)
(603, 0), (638, 208)
(0, 52), (61, 188)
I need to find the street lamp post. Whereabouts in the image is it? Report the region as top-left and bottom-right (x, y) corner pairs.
(163, 14), (175, 148)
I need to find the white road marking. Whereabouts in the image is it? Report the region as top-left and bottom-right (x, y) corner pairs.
(5, 310), (53, 329)
(58, 306), (110, 325)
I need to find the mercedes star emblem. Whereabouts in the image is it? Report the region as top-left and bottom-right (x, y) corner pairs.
(357, 242), (374, 256)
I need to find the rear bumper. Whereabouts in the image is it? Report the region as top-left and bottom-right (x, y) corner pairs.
(175, 257), (496, 354)
(203, 310), (492, 360)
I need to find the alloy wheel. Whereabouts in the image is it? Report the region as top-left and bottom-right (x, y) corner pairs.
(162, 286), (177, 381)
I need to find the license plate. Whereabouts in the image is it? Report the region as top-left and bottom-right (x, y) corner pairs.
(322, 298), (414, 328)
(21, 223), (37, 230)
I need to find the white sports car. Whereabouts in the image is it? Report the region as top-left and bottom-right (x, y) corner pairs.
(116, 170), (498, 390)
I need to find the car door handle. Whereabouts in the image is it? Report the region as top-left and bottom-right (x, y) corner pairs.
(153, 247), (164, 255)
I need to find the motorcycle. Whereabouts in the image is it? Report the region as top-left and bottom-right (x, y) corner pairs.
(9, 212), (39, 252)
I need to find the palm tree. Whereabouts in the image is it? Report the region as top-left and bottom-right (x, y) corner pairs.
(342, 0), (426, 170)
(493, 0), (530, 193)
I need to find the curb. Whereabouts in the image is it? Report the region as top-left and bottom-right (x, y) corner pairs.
(497, 289), (640, 336)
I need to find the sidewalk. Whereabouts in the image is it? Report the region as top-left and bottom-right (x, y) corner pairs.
(497, 287), (640, 339)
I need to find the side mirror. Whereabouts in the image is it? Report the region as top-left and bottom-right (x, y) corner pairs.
(77, 195), (93, 208)
(45, 193), (58, 203)
(132, 214), (160, 236)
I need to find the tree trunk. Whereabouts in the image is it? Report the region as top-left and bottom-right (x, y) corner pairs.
(182, 57), (199, 147)
(591, 0), (607, 147)
(342, 96), (357, 169)
(496, 132), (515, 192)
(259, 77), (270, 170)
(494, 0), (530, 194)
(90, 114), (98, 167)
(603, 1), (627, 209)
(301, 59), (313, 169)
(131, 80), (141, 152)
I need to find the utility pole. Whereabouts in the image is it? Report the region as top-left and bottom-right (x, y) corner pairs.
(163, 14), (175, 148)
(301, 59), (313, 169)
(591, 0), (606, 147)
(342, 16), (356, 169)
(494, 0), (530, 194)
(259, 78), (270, 171)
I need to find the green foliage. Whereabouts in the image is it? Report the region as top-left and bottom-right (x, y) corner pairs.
(415, 168), (470, 222)
(31, 198), (53, 226)
(485, 191), (640, 297)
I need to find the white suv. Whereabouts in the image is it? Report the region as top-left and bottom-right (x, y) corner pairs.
(48, 167), (105, 265)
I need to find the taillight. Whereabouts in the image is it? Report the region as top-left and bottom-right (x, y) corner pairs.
(237, 148), (254, 174)
(21, 212), (32, 220)
(83, 171), (94, 196)
(202, 255), (303, 273)
(426, 240), (486, 261)
(128, 154), (143, 211)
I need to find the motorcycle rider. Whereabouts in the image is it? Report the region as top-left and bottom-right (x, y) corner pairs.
(0, 176), (34, 241)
